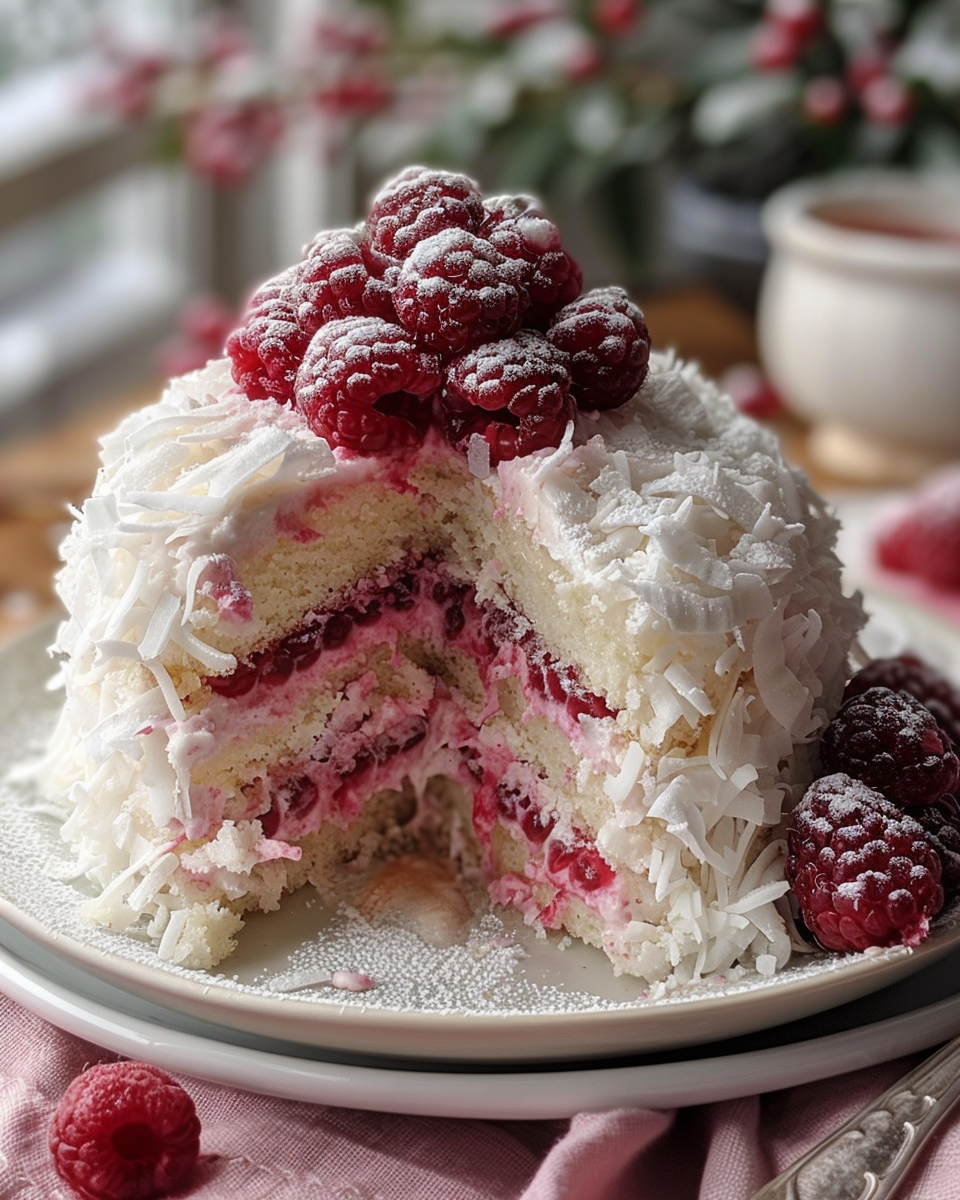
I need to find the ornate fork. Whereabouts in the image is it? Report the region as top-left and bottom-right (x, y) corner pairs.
(749, 1033), (960, 1200)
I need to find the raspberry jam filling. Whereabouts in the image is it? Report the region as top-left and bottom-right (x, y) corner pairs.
(488, 781), (618, 919)
(196, 553), (622, 917)
(204, 553), (615, 730)
(257, 709), (435, 840)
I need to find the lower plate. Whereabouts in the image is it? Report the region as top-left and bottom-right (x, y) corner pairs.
(1, 916), (959, 1118)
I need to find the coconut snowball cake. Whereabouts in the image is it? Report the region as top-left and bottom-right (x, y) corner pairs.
(43, 165), (957, 990)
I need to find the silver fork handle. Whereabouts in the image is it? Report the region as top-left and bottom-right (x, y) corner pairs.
(749, 1033), (960, 1200)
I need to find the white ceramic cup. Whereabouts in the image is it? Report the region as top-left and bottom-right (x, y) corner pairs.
(757, 169), (960, 481)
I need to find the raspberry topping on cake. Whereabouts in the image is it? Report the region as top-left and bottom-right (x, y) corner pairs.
(367, 165), (485, 260)
(49, 1061), (201, 1200)
(481, 194), (583, 327)
(294, 316), (442, 453)
(439, 330), (575, 465)
(547, 286), (651, 410)
(787, 773), (944, 953)
(223, 164), (658, 459)
(392, 228), (530, 355)
(844, 655), (960, 748)
(226, 232), (398, 404)
(226, 268), (307, 404)
(296, 227), (398, 332)
(818, 685), (960, 807)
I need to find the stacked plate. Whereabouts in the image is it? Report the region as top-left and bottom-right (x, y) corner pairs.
(2, 597), (960, 1120)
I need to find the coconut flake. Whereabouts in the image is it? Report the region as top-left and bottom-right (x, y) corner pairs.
(605, 741), (645, 805)
(138, 592), (182, 661)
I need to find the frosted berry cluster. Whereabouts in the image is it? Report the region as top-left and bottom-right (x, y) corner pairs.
(787, 655), (960, 954)
(226, 165), (650, 463)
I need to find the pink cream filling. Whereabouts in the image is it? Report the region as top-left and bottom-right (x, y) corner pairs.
(180, 555), (625, 926)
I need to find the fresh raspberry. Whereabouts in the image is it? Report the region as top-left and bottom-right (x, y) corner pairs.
(49, 1061), (200, 1200)
(912, 795), (960, 897)
(293, 316), (442, 454)
(295, 227), (398, 334)
(439, 330), (575, 465)
(367, 165), (484, 261)
(546, 286), (650, 410)
(877, 468), (960, 591)
(787, 773), (944, 952)
(392, 229), (530, 355)
(481, 194), (583, 327)
(844, 656), (960, 749)
(226, 231), (398, 404)
(226, 267), (307, 403)
(819, 685), (960, 806)
(443, 329), (571, 415)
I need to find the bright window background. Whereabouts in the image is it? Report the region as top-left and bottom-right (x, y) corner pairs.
(0, 0), (336, 437)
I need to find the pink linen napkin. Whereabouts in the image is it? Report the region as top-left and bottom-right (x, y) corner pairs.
(1, 992), (957, 1200)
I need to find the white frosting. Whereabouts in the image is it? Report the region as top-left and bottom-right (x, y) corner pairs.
(44, 352), (864, 983)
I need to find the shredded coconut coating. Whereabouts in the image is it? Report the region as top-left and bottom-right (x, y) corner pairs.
(43, 352), (865, 982)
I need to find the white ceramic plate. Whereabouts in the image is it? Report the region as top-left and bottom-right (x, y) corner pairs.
(2, 598), (959, 1066)
(2, 917), (960, 1118)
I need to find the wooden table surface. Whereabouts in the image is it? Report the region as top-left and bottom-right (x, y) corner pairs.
(0, 286), (822, 649)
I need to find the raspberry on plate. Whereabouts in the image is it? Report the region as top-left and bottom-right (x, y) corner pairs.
(912, 795), (960, 897)
(391, 229), (530, 356)
(294, 315), (442, 453)
(439, 330), (576, 464)
(876, 467), (960, 591)
(844, 655), (960, 749)
(481, 194), (583, 328)
(547, 286), (650, 410)
(818, 685), (960, 807)
(49, 1060), (200, 1200)
(367, 164), (484, 261)
(787, 773), (944, 953)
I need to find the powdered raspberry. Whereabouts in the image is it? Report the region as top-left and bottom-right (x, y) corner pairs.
(481, 194), (583, 327)
(367, 165), (484, 261)
(392, 229), (530, 356)
(293, 316), (442, 453)
(877, 468), (960, 591)
(226, 267), (306, 403)
(439, 330), (575, 464)
(819, 685), (960, 806)
(787, 773), (944, 952)
(444, 329), (571, 415)
(844, 655), (960, 749)
(50, 1060), (200, 1200)
(546, 286), (650, 410)
(295, 226), (398, 333)
(226, 231), (398, 404)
